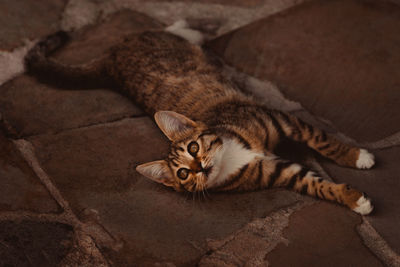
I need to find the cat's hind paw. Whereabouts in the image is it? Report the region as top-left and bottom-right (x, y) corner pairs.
(165, 20), (204, 45)
(356, 149), (375, 169)
(352, 195), (373, 215)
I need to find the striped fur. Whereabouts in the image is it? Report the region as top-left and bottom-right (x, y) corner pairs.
(25, 31), (375, 215)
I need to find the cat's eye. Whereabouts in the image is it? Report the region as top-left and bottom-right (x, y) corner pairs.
(177, 168), (189, 180)
(187, 141), (199, 156)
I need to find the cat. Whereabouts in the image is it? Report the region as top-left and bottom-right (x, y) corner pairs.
(25, 28), (375, 215)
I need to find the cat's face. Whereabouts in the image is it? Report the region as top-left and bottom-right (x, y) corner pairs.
(136, 111), (223, 192)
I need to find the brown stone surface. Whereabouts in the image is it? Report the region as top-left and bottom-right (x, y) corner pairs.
(0, 221), (73, 266)
(265, 202), (383, 266)
(28, 117), (301, 266)
(0, 10), (164, 137)
(198, 203), (310, 267)
(153, 0), (264, 7)
(0, 0), (66, 50)
(0, 75), (141, 137)
(321, 146), (400, 254)
(0, 131), (59, 213)
(54, 10), (164, 65)
(207, 0), (400, 142)
(1, 0), (399, 266)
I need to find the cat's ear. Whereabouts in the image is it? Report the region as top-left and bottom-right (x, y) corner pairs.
(136, 160), (174, 187)
(154, 111), (197, 141)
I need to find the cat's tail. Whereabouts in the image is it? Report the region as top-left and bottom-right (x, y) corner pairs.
(25, 31), (70, 65)
(25, 31), (113, 89)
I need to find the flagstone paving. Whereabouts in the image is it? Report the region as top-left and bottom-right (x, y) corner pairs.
(0, 220), (73, 266)
(208, 0), (400, 142)
(0, 0), (67, 51)
(1, 0), (400, 266)
(0, 75), (142, 138)
(0, 131), (59, 213)
(265, 202), (383, 267)
(321, 146), (400, 255)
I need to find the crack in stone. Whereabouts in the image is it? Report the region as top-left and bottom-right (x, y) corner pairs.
(361, 131), (400, 150)
(357, 218), (400, 267)
(61, 0), (117, 31)
(13, 140), (72, 212)
(10, 138), (124, 265)
(14, 114), (147, 140)
(0, 211), (70, 224)
(114, 0), (311, 37)
(60, 0), (311, 41)
(0, 39), (37, 86)
(198, 201), (311, 266)
(59, 230), (109, 267)
(309, 151), (400, 266)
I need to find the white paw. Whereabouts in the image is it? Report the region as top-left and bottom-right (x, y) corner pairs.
(352, 195), (373, 215)
(165, 19), (204, 45)
(356, 149), (375, 169)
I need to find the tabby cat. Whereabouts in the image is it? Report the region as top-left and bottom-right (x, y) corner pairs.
(25, 29), (375, 215)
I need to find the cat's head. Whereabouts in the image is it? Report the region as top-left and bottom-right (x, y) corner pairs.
(136, 111), (223, 192)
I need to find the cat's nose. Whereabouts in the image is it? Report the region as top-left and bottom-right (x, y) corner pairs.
(191, 160), (212, 176)
(191, 160), (203, 173)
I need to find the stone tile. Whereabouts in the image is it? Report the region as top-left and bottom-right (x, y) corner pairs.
(0, 220), (73, 266)
(198, 203), (309, 267)
(0, 10), (164, 137)
(54, 10), (164, 65)
(207, 0), (400, 142)
(0, 0), (66, 50)
(29, 117), (301, 265)
(0, 75), (141, 137)
(265, 202), (383, 266)
(321, 146), (400, 254)
(0, 131), (59, 213)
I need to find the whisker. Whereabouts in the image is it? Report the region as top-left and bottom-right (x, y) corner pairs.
(196, 179), (203, 199)
(193, 184), (198, 203)
(201, 184), (207, 201)
(197, 182), (203, 201)
(197, 179), (209, 201)
(193, 182), (200, 203)
(204, 185), (211, 199)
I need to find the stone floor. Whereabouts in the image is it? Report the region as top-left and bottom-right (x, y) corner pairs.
(1, 0), (400, 266)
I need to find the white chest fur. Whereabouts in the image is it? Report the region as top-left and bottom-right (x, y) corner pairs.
(206, 138), (263, 188)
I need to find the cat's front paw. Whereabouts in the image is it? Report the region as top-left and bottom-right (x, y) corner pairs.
(356, 149), (375, 169)
(352, 195), (373, 215)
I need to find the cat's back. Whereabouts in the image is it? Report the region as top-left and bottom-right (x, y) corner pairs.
(106, 31), (208, 81)
(105, 31), (244, 118)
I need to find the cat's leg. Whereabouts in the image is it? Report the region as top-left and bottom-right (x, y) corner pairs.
(271, 110), (375, 169)
(255, 156), (373, 215)
(165, 20), (205, 45)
